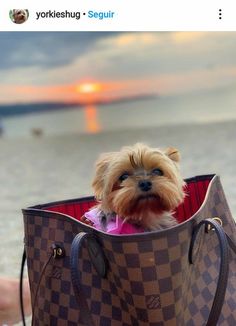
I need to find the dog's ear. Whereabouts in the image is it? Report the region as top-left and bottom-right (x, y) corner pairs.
(92, 152), (115, 200)
(165, 147), (181, 162)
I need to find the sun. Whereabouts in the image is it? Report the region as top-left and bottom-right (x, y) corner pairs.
(76, 82), (101, 94)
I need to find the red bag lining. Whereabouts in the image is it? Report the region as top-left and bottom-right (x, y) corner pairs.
(45, 176), (212, 223)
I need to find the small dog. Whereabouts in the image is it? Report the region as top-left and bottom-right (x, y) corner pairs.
(12, 9), (28, 24)
(82, 143), (185, 232)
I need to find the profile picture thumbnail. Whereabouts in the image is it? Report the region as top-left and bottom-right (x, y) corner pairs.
(9, 9), (29, 24)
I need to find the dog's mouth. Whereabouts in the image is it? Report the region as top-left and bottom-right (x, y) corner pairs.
(135, 194), (163, 208)
(137, 194), (159, 201)
(123, 193), (166, 218)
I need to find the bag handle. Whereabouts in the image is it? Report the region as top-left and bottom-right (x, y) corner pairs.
(20, 249), (27, 326)
(70, 232), (107, 326)
(189, 218), (235, 326)
(20, 244), (65, 326)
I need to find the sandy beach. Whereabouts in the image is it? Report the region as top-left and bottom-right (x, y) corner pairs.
(0, 119), (236, 276)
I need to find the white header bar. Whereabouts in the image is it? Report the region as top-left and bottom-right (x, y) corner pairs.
(0, 1), (236, 31)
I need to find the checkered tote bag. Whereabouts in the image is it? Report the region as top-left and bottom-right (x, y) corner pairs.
(21, 174), (236, 325)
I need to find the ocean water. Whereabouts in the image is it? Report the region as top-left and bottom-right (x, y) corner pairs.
(1, 91), (236, 276)
(2, 85), (236, 138)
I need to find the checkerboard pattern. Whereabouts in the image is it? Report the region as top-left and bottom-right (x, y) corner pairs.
(23, 175), (236, 325)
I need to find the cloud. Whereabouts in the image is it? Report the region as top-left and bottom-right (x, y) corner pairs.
(1, 32), (236, 103)
(0, 32), (115, 70)
(92, 32), (236, 77)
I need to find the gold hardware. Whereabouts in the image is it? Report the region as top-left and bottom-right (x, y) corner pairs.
(52, 245), (64, 258)
(53, 248), (57, 258)
(213, 217), (223, 226)
(207, 217), (223, 231)
(57, 248), (63, 256)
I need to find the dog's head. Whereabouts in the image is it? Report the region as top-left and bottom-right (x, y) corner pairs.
(13, 10), (28, 24)
(92, 143), (185, 226)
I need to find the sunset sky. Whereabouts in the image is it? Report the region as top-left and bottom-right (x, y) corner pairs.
(0, 32), (236, 104)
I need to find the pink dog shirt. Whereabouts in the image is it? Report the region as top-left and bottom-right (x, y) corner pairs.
(84, 207), (144, 234)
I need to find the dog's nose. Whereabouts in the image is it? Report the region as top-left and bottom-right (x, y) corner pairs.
(138, 180), (152, 192)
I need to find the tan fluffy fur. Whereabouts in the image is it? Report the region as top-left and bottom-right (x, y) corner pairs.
(92, 143), (185, 231)
(12, 10), (28, 24)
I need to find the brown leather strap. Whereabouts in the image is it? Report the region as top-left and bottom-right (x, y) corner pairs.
(31, 252), (54, 326)
(189, 218), (230, 326)
(70, 233), (96, 326)
(20, 244), (65, 326)
(20, 249), (27, 326)
(70, 232), (107, 325)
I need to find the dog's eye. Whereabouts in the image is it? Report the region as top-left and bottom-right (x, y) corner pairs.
(119, 173), (129, 182)
(152, 168), (163, 176)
